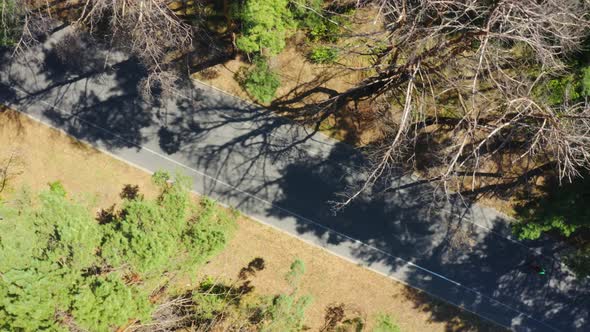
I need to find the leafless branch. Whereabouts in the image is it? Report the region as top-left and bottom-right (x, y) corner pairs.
(329, 0), (590, 207)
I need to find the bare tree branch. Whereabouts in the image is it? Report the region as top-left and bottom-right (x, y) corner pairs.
(326, 0), (590, 207)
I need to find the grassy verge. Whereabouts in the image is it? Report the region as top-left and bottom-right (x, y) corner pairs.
(0, 106), (505, 331)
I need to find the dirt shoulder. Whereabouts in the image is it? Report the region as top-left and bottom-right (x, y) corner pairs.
(0, 107), (505, 331)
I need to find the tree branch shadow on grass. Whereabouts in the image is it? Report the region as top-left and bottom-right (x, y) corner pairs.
(399, 286), (509, 332)
(267, 69), (373, 145)
(0, 103), (25, 136)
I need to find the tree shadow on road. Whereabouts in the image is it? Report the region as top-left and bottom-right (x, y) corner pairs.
(1, 29), (155, 150)
(158, 84), (327, 201)
(263, 141), (589, 332)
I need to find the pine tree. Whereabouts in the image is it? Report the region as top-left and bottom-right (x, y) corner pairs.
(233, 0), (294, 55)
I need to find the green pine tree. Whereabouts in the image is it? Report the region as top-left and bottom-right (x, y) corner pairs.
(233, 0), (294, 55)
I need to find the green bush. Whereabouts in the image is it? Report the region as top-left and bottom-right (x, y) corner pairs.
(582, 66), (590, 96)
(0, 266), (72, 331)
(309, 46), (338, 64)
(373, 314), (401, 332)
(0, 186), (103, 331)
(233, 0), (294, 55)
(0, 0), (22, 47)
(192, 293), (227, 320)
(101, 172), (190, 274)
(261, 294), (312, 332)
(183, 197), (237, 266)
(72, 275), (152, 331)
(241, 57), (281, 103)
(290, 0), (348, 42)
(309, 19), (341, 42)
(192, 277), (238, 321)
(260, 259), (311, 332)
(285, 259), (306, 288)
(48, 180), (67, 197)
(545, 74), (581, 105)
(513, 176), (590, 241)
(0, 171), (237, 331)
(102, 172), (235, 275)
(101, 199), (180, 274)
(537, 64), (590, 105)
(513, 176), (590, 277)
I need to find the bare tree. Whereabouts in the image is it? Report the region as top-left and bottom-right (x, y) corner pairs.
(76, 0), (194, 97)
(4, 0), (195, 97)
(316, 0), (590, 207)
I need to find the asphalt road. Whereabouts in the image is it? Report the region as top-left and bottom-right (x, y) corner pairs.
(1, 29), (588, 331)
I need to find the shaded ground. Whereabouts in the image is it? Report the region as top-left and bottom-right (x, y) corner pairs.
(0, 107), (502, 332)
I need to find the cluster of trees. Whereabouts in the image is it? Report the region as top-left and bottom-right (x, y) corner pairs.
(231, 0), (346, 55)
(0, 171), (236, 330)
(230, 0), (350, 102)
(324, 0), (590, 207)
(3, 0), (589, 190)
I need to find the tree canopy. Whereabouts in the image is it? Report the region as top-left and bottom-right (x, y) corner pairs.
(0, 171), (236, 331)
(233, 0), (294, 55)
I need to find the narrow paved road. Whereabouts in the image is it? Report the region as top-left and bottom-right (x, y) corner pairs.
(1, 29), (588, 331)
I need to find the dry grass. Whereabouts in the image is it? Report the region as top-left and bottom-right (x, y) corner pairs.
(0, 107), (159, 207)
(197, 217), (504, 332)
(192, 7), (383, 146)
(0, 107), (505, 331)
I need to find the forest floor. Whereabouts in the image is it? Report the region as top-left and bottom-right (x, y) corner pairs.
(0, 107), (505, 331)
